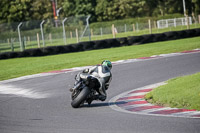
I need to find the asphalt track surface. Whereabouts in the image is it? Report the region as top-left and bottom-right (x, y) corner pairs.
(0, 52), (200, 133)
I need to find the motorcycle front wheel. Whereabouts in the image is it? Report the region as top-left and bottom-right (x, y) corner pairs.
(71, 86), (90, 108)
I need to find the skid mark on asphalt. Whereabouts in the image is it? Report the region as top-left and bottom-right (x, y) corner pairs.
(109, 82), (200, 119)
(0, 84), (50, 99)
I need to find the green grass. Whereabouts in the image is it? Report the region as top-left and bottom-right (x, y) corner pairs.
(145, 72), (200, 111)
(0, 36), (200, 81)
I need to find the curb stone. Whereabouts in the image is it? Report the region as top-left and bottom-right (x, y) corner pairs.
(109, 82), (200, 119)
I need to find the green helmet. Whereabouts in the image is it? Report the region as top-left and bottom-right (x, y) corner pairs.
(102, 60), (112, 69)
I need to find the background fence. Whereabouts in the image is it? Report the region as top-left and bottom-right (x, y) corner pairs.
(0, 15), (200, 53)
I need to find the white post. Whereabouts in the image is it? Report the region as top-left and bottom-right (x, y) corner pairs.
(17, 22), (23, 51)
(79, 15), (91, 41)
(199, 15), (200, 24)
(40, 20), (45, 47)
(157, 21), (160, 29)
(174, 18), (176, 27)
(183, 0), (186, 16)
(76, 29), (79, 43)
(148, 19), (152, 34)
(70, 32), (73, 39)
(132, 24), (136, 32)
(100, 28), (103, 37)
(181, 18), (184, 25)
(112, 24), (116, 38)
(186, 16), (190, 29)
(91, 29), (93, 37)
(166, 20), (168, 28)
(37, 33), (40, 48)
(189, 17), (192, 25)
(62, 17), (68, 45)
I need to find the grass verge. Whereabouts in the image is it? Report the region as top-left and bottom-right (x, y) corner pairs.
(145, 72), (200, 111)
(0, 37), (200, 81)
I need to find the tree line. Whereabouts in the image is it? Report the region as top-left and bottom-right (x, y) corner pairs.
(0, 0), (200, 24)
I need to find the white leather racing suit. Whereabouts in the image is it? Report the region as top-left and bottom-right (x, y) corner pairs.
(80, 65), (112, 100)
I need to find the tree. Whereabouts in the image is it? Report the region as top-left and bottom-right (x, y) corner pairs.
(62, 0), (97, 21)
(95, 0), (148, 21)
(0, 0), (32, 23)
(31, 0), (53, 20)
(192, 0), (200, 16)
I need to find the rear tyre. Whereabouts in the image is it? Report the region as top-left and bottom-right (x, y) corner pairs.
(71, 87), (90, 108)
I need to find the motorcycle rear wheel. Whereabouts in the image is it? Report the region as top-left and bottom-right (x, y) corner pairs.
(71, 86), (90, 108)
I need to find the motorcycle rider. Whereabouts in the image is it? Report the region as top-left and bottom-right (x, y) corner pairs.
(70, 60), (112, 103)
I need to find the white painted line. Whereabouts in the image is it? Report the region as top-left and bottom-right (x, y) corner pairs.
(125, 92), (147, 97)
(0, 84), (50, 99)
(172, 111), (200, 116)
(122, 104), (152, 110)
(141, 107), (172, 113)
(159, 53), (182, 57)
(0, 73), (55, 84)
(116, 98), (144, 102)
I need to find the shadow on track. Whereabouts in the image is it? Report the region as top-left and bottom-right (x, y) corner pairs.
(81, 101), (127, 108)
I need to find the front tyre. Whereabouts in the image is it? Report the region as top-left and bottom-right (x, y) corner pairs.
(71, 87), (90, 108)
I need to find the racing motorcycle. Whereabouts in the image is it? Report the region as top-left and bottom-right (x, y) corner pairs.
(70, 73), (101, 108)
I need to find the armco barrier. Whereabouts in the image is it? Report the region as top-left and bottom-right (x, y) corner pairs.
(0, 28), (200, 60)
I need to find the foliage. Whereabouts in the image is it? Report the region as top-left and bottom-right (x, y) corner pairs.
(0, 0), (32, 23)
(62, 0), (97, 22)
(31, 0), (53, 20)
(0, 0), (200, 24)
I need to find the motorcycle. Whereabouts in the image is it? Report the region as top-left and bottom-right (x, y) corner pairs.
(70, 73), (101, 108)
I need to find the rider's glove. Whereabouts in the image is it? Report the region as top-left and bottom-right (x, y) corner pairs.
(105, 83), (109, 90)
(83, 69), (89, 73)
